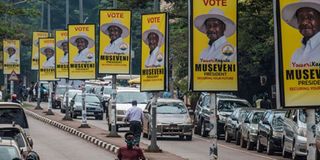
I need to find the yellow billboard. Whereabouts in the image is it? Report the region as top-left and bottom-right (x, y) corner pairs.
(141, 13), (168, 91)
(191, 0), (237, 91)
(0, 51), (3, 70)
(55, 30), (69, 78)
(39, 38), (57, 81)
(278, 0), (320, 107)
(32, 32), (48, 70)
(3, 40), (20, 74)
(99, 10), (131, 74)
(68, 24), (96, 80)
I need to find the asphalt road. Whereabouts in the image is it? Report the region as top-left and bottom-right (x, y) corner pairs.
(27, 114), (116, 160)
(30, 102), (290, 160)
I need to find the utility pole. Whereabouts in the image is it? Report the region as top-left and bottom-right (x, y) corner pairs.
(46, 0), (54, 115)
(307, 109), (316, 160)
(273, 0), (281, 109)
(209, 93), (218, 160)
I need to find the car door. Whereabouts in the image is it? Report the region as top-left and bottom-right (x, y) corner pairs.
(195, 94), (204, 123)
(229, 109), (239, 137)
(143, 102), (151, 134)
(260, 111), (271, 145)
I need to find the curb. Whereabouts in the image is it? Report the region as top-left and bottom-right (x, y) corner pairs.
(25, 109), (120, 154)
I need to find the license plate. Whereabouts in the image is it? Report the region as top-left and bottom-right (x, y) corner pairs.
(87, 112), (94, 115)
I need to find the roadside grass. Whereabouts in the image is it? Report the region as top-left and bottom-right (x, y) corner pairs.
(23, 103), (34, 109)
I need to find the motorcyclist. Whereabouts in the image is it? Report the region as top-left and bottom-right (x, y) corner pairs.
(11, 94), (21, 104)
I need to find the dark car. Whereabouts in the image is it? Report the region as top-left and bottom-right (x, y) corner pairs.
(224, 107), (253, 144)
(256, 110), (286, 154)
(70, 93), (103, 120)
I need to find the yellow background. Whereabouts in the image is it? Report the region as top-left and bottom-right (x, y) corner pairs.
(3, 40), (20, 74)
(68, 24), (96, 80)
(32, 32), (48, 70)
(279, 0), (319, 107)
(141, 13), (166, 91)
(99, 10), (131, 74)
(39, 38), (57, 81)
(192, 0), (238, 91)
(55, 30), (68, 78)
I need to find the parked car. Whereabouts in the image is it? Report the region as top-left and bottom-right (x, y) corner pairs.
(61, 89), (82, 113)
(142, 98), (193, 141)
(52, 85), (70, 109)
(239, 109), (265, 150)
(256, 109), (286, 154)
(224, 107), (253, 144)
(70, 93), (103, 120)
(194, 93), (252, 137)
(282, 109), (307, 159)
(0, 138), (23, 160)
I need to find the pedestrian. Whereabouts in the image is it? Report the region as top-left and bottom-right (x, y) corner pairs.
(117, 132), (146, 160)
(260, 93), (272, 109)
(125, 100), (143, 146)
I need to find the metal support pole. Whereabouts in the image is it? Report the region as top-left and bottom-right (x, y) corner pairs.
(307, 109), (316, 160)
(147, 93), (161, 152)
(113, 0), (117, 9)
(46, 82), (54, 115)
(66, 0), (69, 28)
(35, 80), (42, 110)
(79, 0), (83, 23)
(273, 0), (281, 109)
(79, 81), (90, 128)
(10, 81), (14, 101)
(209, 93), (218, 160)
(107, 75), (120, 137)
(153, 0), (160, 12)
(41, 1), (44, 30)
(63, 79), (72, 120)
(47, 0), (51, 34)
(4, 75), (7, 98)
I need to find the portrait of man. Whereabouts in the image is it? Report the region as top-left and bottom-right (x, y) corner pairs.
(282, 0), (320, 65)
(194, 8), (236, 63)
(101, 19), (129, 54)
(70, 32), (95, 63)
(40, 44), (55, 69)
(57, 38), (68, 64)
(142, 25), (164, 68)
(5, 44), (19, 64)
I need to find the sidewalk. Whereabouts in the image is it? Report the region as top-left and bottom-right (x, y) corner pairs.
(23, 102), (185, 160)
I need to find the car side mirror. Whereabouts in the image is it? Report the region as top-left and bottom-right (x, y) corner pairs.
(26, 151), (40, 160)
(27, 137), (33, 148)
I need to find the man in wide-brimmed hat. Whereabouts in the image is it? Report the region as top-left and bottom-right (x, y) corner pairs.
(41, 44), (55, 69)
(57, 38), (68, 65)
(142, 25), (164, 68)
(101, 19), (129, 54)
(194, 8), (236, 63)
(5, 44), (19, 64)
(282, 0), (320, 65)
(70, 32), (94, 63)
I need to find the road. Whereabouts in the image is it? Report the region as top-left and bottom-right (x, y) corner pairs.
(30, 102), (290, 160)
(28, 114), (116, 160)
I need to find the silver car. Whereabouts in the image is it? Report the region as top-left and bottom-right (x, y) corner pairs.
(61, 89), (82, 113)
(282, 109), (307, 159)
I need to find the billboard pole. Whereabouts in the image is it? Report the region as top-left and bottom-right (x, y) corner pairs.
(4, 75), (7, 100)
(273, 0), (281, 109)
(10, 80), (14, 101)
(209, 93), (218, 160)
(306, 109), (316, 160)
(46, 1), (54, 115)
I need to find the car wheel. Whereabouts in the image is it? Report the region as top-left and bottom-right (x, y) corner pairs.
(201, 120), (208, 137)
(235, 131), (241, 145)
(194, 117), (201, 135)
(282, 137), (290, 158)
(186, 135), (192, 141)
(246, 135), (254, 150)
(266, 137), (274, 155)
(179, 135), (184, 140)
(256, 136), (263, 153)
(240, 134), (247, 148)
(225, 129), (231, 143)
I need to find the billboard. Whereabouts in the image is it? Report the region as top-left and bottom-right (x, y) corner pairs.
(32, 32), (48, 70)
(39, 38), (57, 81)
(99, 10), (131, 74)
(3, 40), (20, 74)
(190, 0), (238, 91)
(68, 24), (96, 80)
(140, 13), (168, 92)
(277, 0), (320, 107)
(55, 30), (69, 78)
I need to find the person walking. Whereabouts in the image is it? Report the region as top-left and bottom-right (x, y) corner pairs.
(125, 100), (144, 146)
(117, 132), (145, 160)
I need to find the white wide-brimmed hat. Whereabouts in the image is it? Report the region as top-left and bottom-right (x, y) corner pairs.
(282, 0), (320, 29)
(70, 32), (94, 49)
(101, 19), (129, 38)
(56, 38), (68, 49)
(40, 44), (55, 55)
(4, 44), (17, 53)
(194, 8), (236, 37)
(142, 25), (164, 46)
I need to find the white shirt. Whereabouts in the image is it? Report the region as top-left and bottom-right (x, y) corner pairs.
(125, 106), (143, 123)
(145, 46), (164, 68)
(291, 32), (320, 67)
(43, 56), (55, 69)
(199, 36), (236, 63)
(73, 48), (94, 63)
(6, 54), (19, 64)
(104, 38), (129, 54)
(60, 53), (68, 64)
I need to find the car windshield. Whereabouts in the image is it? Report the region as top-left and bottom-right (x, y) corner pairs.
(0, 131), (25, 148)
(0, 109), (28, 128)
(75, 95), (100, 103)
(0, 146), (20, 160)
(272, 112), (285, 127)
(218, 100), (251, 112)
(251, 112), (264, 124)
(103, 88), (112, 95)
(116, 91), (148, 104)
(56, 87), (66, 94)
(157, 102), (187, 114)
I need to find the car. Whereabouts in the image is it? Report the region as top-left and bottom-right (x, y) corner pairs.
(52, 85), (70, 109)
(224, 107), (253, 144)
(0, 138), (23, 160)
(61, 89), (82, 113)
(239, 109), (265, 150)
(282, 109), (307, 159)
(256, 109), (286, 154)
(70, 93), (103, 120)
(142, 98), (193, 141)
(194, 93), (252, 137)
(107, 87), (150, 131)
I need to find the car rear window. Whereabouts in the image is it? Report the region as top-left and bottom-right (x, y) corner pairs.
(0, 109), (28, 128)
(157, 103), (187, 114)
(0, 146), (20, 160)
